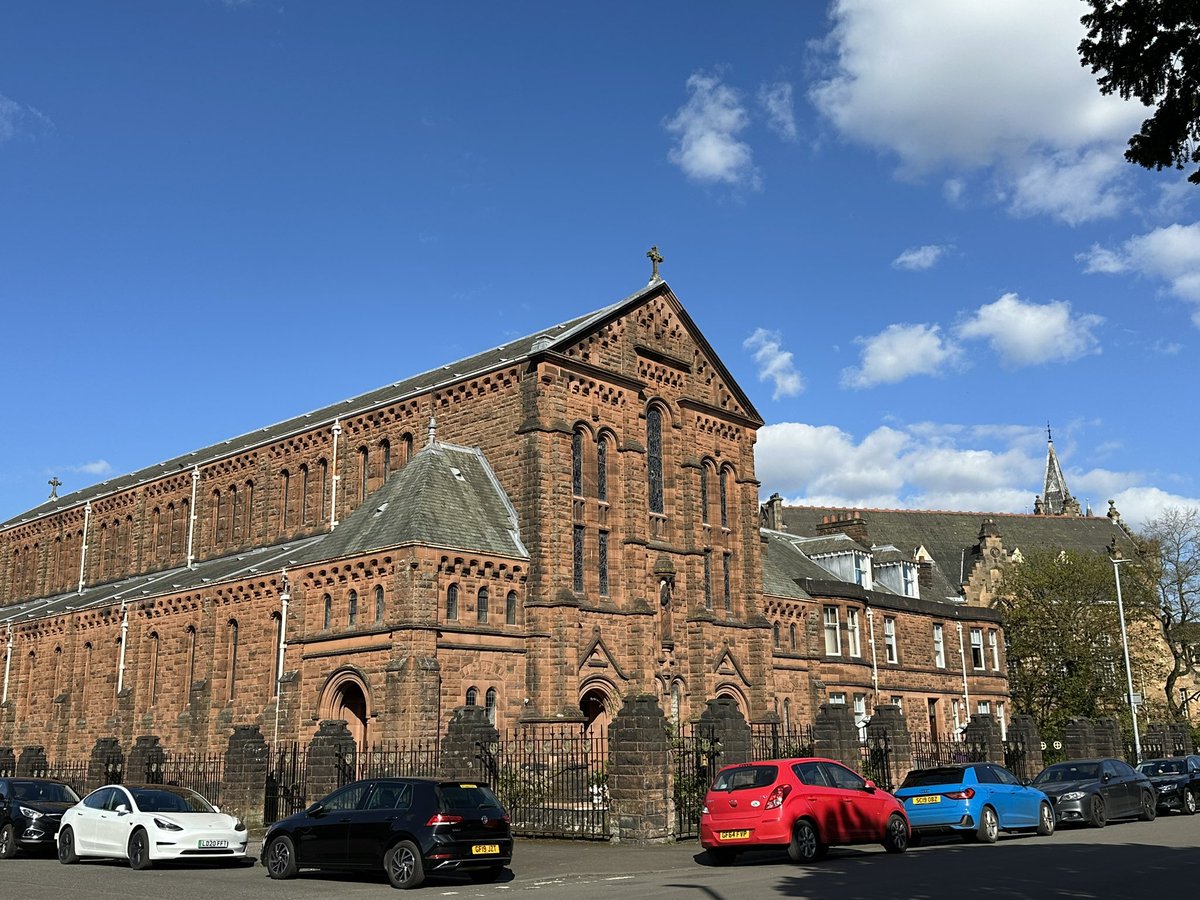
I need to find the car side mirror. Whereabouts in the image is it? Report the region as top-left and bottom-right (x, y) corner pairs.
(306, 802), (325, 817)
(212, 805), (220, 813)
(1020, 778), (1031, 786)
(1102, 773), (1111, 782)
(116, 804), (130, 815)
(863, 780), (877, 793)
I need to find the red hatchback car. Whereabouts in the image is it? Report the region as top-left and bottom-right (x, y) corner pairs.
(700, 758), (910, 865)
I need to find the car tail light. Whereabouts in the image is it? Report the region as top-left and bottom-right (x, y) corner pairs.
(943, 788), (975, 800)
(426, 813), (464, 826)
(765, 784), (792, 810)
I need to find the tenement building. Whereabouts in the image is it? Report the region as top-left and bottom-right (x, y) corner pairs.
(0, 274), (1012, 756)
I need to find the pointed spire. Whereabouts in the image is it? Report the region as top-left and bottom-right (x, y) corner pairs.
(1041, 427), (1079, 516)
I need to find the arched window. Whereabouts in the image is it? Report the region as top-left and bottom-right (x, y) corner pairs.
(719, 465), (730, 529)
(381, 439), (391, 483)
(244, 481), (255, 540)
(167, 503), (178, 556)
(401, 433), (414, 466)
(185, 625), (197, 700)
(671, 680), (683, 724)
(210, 493), (220, 544)
(789, 623), (797, 650)
(466, 686), (478, 706)
(647, 406), (664, 514)
(271, 612), (283, 697)
(375, 585), (385, 623)
(230, 484), (240, 542)
(506, 590), (518, 625)
(477, 587), (489, 624)
(300, 464), (310, 525)
(151, 508), (161, 560)
(700, 463), (711, 524)
(572, 430), (584, 497)
(53, 645), (63, 697)
(82, 641), (94, 704)
(227, 619), (239, 700)
(597, 436), (609, 502)
(318, 460), (328, 521)
(348, 589), (358, 626)
(485, 687), (497, 725)
(147, 634), (159, 704)
(783, 697), (792, 731)
(773, 622), (781, 647)
(359, 446), (369, 501)
(323, 594), (332, 630)
(446, 584), (459, 621)
(281, 469), (291, 530)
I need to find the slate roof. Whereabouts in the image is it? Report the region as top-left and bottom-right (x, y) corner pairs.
(8, 277), (764, 532)
(0, 439), (524, 627)
(779, 506), (1135, 601)
(306, 439), (527, 562)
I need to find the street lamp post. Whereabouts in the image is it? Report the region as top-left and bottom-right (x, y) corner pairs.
(1111, 556), (1141, 763)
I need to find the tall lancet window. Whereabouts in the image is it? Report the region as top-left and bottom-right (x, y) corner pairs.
(647, 407), (664, 514)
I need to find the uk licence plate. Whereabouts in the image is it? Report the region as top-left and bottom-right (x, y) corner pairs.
(718, 830), (751, 840)
(912, 795), (940, 805)
(198, 839), (229, 848)
(472, 844), (500, 855)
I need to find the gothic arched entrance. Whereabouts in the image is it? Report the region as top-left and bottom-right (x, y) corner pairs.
(320, 670), (371, 747)
(579, 683), (612, 734)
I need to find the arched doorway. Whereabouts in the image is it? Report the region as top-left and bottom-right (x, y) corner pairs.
(579, 684), (612, 734)
(321, 670), (371, 747)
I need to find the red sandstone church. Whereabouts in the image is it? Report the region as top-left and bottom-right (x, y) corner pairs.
(0, 272), (1123, 756)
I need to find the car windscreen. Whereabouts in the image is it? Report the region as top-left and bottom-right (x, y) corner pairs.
(1034, 763), (1098, 784)
(899, 767), (966, 788)
(11, 781), (80, 803)
(437, 783), (503, 811)
(710, 765), (778, 792)
(1138, 760), (1185, 776)
(131, 787), (215, 813)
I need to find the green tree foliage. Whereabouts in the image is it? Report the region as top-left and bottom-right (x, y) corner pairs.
(995, 548), (1158, 736)
(1139, 506), (1200, 715)
(1079, 1), (1200, 184)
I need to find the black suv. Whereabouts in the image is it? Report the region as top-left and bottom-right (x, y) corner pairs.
(0, 778), (81, 857)
(261, 778), (512, 889)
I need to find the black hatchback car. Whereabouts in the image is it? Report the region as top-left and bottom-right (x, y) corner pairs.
(1136, 756), (1200, 815)
(262, 778), (512, 889)
(0, 778), (80, 858)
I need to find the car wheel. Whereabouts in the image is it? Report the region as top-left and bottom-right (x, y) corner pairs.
(467, 865), (505, 883)
(1088, 795), (1106, 828)
(1185, 790), (1198, 815)
(706, 847), (737, 866)
(264, 835), (298, 880)
(57, 827), (79, 864)
(1037, 801), (1055, 836)
(1139, 790), (1157, 822)
(385, 840), (425, 889)
(0, 823), (16, 859)
(882, 814), (909, 854)
(976, 806), (999, 844)
(787, 819), (820, 864)
(128, 828), (152, 870)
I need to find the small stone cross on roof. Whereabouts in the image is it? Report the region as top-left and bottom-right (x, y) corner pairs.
(48, 477), (62, 500)
(647, 245), (663, 281)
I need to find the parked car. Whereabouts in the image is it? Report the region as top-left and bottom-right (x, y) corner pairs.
(0, 778), (80, 858)
(261, 778), (512, 889)
(1031, 758), (1156, 827)
(699, 757), (909, 866)
(57, 783), (247, 868)
(1136, 756), (1200, 815)
(893, 763), (1054, 844)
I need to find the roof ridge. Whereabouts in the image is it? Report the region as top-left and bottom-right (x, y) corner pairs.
(784, 503), (1108, 520)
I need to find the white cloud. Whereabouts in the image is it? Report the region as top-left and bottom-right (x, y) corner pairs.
(757, 420), (1200, 530)
(809, 0), (1147, 223)
(665, 72), (759, 188)
(892, 244), (952, 271)
(956, 292), (1104, 365)
(68, 460), (113, 476)
(744, 328), (804, 399)
(1079, 222), (1200, 324)
(0, 92), (50, 144)
(841, 323), (962, 388)
(758, 81), (797, 142)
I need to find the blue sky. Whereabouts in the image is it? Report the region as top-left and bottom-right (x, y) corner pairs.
(2, 0), (1198, 531)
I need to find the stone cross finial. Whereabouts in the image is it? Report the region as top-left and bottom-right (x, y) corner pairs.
(48, 477), (62, 500)
(647, 245), (663, 281)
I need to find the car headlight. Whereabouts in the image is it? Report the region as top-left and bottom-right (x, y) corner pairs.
(18, 806), (43, 819)
(152, 817), (184, 832)
(1060, 791), (1086, 801)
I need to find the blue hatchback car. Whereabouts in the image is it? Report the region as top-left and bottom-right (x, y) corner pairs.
(894, 763), (1055, 844)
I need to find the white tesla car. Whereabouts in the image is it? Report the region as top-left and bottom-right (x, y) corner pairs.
(56, 784), (247, 869)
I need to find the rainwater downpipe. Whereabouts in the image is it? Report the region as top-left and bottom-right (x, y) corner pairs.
(186, 466), (200, 569)
(2, 626), (12, 704)
(116, 601), (129, 694)
(329, 419), (342, 531)
(957, 622), (971, 728)
(866, 607), (880, 701)
(273, 568), (290, 746)
(77, 501), (92, 594)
